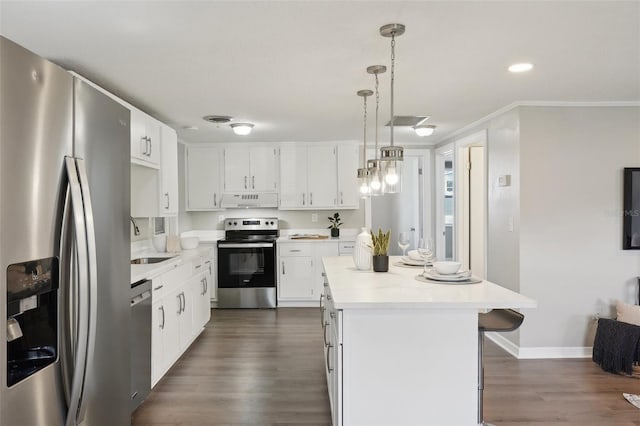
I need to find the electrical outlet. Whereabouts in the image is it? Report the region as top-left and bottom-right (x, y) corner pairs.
(311, 213), (318, 222)
(218, 215), (225, 223)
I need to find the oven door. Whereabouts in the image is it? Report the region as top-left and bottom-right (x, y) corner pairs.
(217, 242), (276, 288)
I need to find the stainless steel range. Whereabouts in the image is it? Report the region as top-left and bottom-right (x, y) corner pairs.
(217, 218), (278, 308)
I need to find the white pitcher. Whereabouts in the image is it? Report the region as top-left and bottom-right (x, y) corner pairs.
(353, 228), (372, 270)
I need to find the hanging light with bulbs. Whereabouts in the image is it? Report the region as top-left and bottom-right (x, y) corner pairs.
(366, 64), (387, 197)
(356, 89), (373, 198)
(379, 23), (405, 194)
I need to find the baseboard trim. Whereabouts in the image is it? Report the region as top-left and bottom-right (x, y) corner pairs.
(486, 332), (593, 359)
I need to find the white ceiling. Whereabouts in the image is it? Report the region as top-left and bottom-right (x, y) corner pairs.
(2, 1), (639, 145)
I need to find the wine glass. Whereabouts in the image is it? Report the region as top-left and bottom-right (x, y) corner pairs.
(418, 238), (434, 271)
(398, 232), (410, 257)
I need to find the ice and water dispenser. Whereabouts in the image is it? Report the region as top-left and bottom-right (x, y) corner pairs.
(6, 257), (58, 387)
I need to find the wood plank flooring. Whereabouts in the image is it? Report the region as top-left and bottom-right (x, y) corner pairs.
(132, 308), (640, 426)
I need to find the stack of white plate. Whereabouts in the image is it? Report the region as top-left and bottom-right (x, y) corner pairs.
(402, 250), (435, 266)
(423, 269), (472, 282)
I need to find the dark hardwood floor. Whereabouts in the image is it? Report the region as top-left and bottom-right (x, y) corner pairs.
(132, 308), (640, 426)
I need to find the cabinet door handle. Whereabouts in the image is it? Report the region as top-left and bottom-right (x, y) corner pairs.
(282, 261), (285, 275)
(140, 137), (147, 155)
(201, 278), (206, 295)
(289, 249), (301, 252)
(340, 191), (344, 205)
(181, 293), (186, 312)
(244, 176), (247, 189)
(302, 193), (305, 206)
(252, 176), (255, 189)
(204, 277), (208, 294)
(154, 285), (163, 291)
(146, 137), (151, 156)
(159, 306), (165, 329)
(148, 138), (152, 156)
(319, 294), (325, 325)
(177, 295), (182, 314)
(214, 193), (217, 207)
(165, 192), (170, 209)
(323, 321), (330, 346)
(326, 344), (334, 372)
(310, 192), (313, 205)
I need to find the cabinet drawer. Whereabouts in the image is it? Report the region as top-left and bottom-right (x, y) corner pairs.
(161, 263), (191, 293)
(338, 241), (355, 255)
(279, 243), (312, 257)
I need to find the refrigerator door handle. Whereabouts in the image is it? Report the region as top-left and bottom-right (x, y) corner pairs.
(74, 158), (99, 425)
(63, 157), (90, 426)
(59, 185), (74, 405)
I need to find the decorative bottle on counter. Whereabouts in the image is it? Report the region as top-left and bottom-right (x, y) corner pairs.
(353, 227), (372, 270)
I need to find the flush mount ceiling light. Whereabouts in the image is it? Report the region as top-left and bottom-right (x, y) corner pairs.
(379, 23), (406, 194)
(414, 124), (436, 137)
(230, 123), (254, 136)
(508, 62), (534, 73)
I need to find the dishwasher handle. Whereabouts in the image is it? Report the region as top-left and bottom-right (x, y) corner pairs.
(131, 290), (152, 307)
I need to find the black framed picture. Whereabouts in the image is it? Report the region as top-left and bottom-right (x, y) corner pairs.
(623, 167), (640, 250)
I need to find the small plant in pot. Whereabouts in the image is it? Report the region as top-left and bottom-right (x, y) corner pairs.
(370, 228), (391, 272)
(327, 212), (342, 237)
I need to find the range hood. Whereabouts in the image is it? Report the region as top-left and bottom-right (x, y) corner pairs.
(220, 193), (278, 209)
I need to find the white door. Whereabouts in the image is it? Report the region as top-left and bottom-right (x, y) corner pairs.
(307, 145), (337, 209)
(151, 300), (165, 387)
(161, 288), (181, 369)
(159, 124), (178, 215)
(279, 145), (307, 208)
(224, 147), (251, 192)
(186, 146), (221, 210)
(250, 146), (278, 191)
(337, 145), (360, 208)
(279, 256), (313, 299)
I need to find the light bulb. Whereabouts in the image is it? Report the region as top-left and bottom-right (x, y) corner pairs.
(385, 169), (399, 185)
(359, 182), (370, 194)
(370, 177), (381, 190)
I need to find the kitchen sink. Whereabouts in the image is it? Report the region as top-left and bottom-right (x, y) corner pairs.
(130, 257), (176, 265)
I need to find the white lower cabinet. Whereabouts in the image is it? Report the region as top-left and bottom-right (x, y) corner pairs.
(150, 256), (212, 388)
(277, 241), (342, 305)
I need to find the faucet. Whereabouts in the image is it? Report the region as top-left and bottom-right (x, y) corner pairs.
(130, 217), (141, 236)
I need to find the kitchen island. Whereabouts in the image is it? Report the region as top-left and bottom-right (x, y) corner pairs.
(321, 256), (536, 426)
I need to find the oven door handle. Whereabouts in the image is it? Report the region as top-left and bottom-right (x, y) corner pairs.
(218, 243), (274, 248)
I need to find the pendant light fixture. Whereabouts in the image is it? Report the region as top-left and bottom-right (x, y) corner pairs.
(366, 64), (387, 197)
(356, 89), (373, 198)
(379, 23), (405, 194)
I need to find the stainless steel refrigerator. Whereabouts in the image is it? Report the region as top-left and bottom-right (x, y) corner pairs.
(1, 36), (131, 425)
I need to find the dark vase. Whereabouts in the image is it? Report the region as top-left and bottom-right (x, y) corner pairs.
(372, 255), (389, 272)
(331, 228), (340, 238)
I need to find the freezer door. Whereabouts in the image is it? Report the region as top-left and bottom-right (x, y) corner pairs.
(0, 36), (72, 426)
(73, 78), (131, 426)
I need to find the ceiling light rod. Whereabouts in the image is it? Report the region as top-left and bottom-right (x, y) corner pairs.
(357, 89), (373, 197)
(380, 23), (405, 193)
(366, 65), (387, 196)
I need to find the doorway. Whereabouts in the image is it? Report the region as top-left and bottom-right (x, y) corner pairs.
(454, 131), (487, 279)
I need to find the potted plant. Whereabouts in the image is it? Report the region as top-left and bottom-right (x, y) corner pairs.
(370, 228), (391, 272)
(327, 212), (342, 237)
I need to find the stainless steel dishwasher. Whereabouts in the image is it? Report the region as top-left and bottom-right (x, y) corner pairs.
(130, 279), (152, 413)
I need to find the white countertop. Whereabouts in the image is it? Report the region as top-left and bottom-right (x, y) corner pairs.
(130, 246), (211, 284)
(323, 256), (537, 310)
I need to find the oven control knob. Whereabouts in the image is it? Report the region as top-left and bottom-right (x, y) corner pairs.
(228, 221), (232, 226)
(233, 221), (237, 225)
(270, 221), (274, 225)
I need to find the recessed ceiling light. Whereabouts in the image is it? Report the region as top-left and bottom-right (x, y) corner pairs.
(508, 63), (534, 73)
(230, 123), (254, 136)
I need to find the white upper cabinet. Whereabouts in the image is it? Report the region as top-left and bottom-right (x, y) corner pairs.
(131, 109), (161, 168)
(159, 124), (178, 215)
(279, 143), (338, 210)
(336, 144), (360, 209)
(186, 145), (223, 210)
(223, 145), (278, 192)
(307, 145), (337, 208)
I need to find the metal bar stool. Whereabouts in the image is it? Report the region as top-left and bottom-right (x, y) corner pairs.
(477, 309), (525, 426)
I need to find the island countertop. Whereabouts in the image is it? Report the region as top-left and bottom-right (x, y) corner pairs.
(322, 256), (537, 310)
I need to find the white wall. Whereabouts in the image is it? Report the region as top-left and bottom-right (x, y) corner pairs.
(519, 106), (640, 348)
(437, 104), (640, 353)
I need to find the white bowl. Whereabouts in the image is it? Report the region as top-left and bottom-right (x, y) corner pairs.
(152, 235), (167, 252)
(180, 236), (199, 250)
(432, 261), (461, 275)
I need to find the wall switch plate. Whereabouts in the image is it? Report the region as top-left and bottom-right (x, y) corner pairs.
(218, 215), (225, 223)
(498, 175), (511, 187)
(311, 213), (318, 222)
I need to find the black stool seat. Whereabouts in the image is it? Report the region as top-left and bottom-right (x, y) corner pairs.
(477, 308), (525, 426)
(478, 309), (524, 332)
